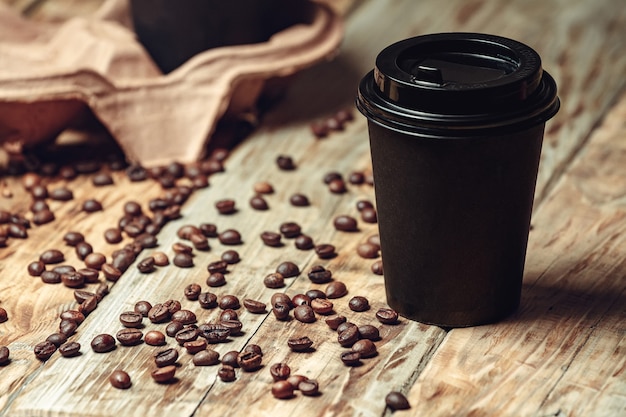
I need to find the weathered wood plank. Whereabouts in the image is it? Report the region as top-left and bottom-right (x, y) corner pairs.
(400, 92), (626, 417)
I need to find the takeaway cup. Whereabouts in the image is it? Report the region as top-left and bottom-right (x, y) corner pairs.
(356, 33), (559, 327)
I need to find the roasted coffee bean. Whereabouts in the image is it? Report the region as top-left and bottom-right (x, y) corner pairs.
(340, 351), (362, 366)
(270, 362), (291, 381)
(324, 316), (347, 330)
(295, 234), (314, 250)
(184, 339), (208, 354)
(173, 253), (193, 268)
(163, 320), (183, 338)
(95, 282), (109, 301)
(306, 289), (326, 300)
(289, 193), (309, 207)
(59, 165), (77, 179)
(7, 223), (27, 239)
(91, 334), (116, 353)
(272, 302), (291, 321)
(145, 330), (166, 346)
(357, 242), (380, 259)
(333, 215), (358, 231)
(74, 290), (96, 304)
(292, 294), (311, 306)
(215, 199), (236, 215)
(198, 292), (218, 309)
(242, 344), (262, 357)
(349, 296), (370, 312)
(32, 209), (55, 225)
(135, 233), (158, 249)
(218, 365), (236, 382)
(116, 328), (144, 346)
(323, 172), (342, 184)
(21, 172), (41, 190)
(326, 281), (348, 299)
(49, 186), (73, 201)
(193, 349), (220, 366)
(78, 295), (98, 316)
(151, 365), (176, 383)
(190, 233), (209, 250)
(237, 351), (262, 372)
(52, 265), (75, 275)
(123, 201), (142, 216)
(218, 229), (242, 245)
(119, 311), (143, 328)
(151, 251), (169, 266)
(148, 304), (171, 323)
(336, 321), (357, 334)
(163, 299), (181, 314)
(315, 244), (336, 259)
(216, 308), (238, 321)
(102, 264), (122, 282)
(260, 231), (282, 247)
(308, 265), (332, 283)
(271, 293), (294, 309)
(218, 295), (240, 310)
(92, 172), (114, 186)
(61, 271), (84, 288)
(276, 155), (295, 170)
(137, 256), (156, 273)
(287, 336), (313, 352)
(293, 305), (316, 323)
(59, 342), (81, 358)
(40, 249), (64, 265)
(74, 160), (100, 174)
(263, 272), (285, 289)
(371, 260), (384, 275)
(199, 222), (218, 237)
(184, 283), (202, 301)
(272, 380), (294, 399)
(74, 242), (93, 261)
(385, 392), (411, 410)
(84, 253), (106, 270)
(207, 260), (228, 274)
(218, 319), (243, 336)
(328, 178), (347, 194)
(311, 298), (334, 315)
(175, 326), (199, 345)
(82, 199), (103, 212)
(104, 228), (123, 244)
(206, 272), (226, 287)
(310, 120), (329, 138)
(221, 250), (240, 264)
(250, 195), (269, 210)
(253, 181), (274, 194)
(133, 300), (152, 317)
(358, 325), (380, 341)
(155, 348), (179, 367)
(279, 222), (301, 238)
(338, 325), (360, 347)
(34, 341), (57, 360)
(113, 249), (136, 272)
(177, 225), (201, 240)
(356, 200), (374, 212)
(298, 378), (319, 396)
(198, 323), (230, 343)
(348, 171), (365, 185)
(376, 308), (399, 324)
(78, 268), (99, 283)
(352, 339), (377, 358)
(60, 310), (85, 325)
(46, 332), (67, 347)
(335, 108), (354, 123)
(27, 261), (45, 277)
(243, 299), (266, 314)
(109, 370), (131, 389)
(30, 200), (49, 213)
(221, 350), (239, 368)
(360, 207), (378, 223)
(172, 309), (196, 324)
(276, 261), (299, 278)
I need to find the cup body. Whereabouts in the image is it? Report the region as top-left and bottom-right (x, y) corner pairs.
(357, 33), (559, 327)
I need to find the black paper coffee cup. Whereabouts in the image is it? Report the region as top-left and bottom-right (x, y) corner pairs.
(357, 33), (559, 327)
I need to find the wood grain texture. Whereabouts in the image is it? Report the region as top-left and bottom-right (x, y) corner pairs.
(0, 0), (625, 416)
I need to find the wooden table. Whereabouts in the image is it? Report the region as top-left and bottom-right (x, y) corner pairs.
(1, 0), (625, 416)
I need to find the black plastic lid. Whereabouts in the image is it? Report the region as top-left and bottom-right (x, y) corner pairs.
(357, 33), (559, 136)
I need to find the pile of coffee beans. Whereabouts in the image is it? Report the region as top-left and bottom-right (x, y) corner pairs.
(310, 108), (355, 139)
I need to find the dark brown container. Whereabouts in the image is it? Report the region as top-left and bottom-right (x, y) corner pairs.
(357, 33), (559, 327)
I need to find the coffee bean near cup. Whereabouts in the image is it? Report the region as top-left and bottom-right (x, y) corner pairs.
(357, 33), (559, 327)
